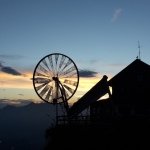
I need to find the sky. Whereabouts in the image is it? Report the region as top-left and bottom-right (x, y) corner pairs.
(0, 0), (150, 104)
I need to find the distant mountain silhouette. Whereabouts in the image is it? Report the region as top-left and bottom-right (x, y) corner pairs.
(0, 102), (56, 150)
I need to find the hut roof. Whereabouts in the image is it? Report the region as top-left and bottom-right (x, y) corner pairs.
(108, 59), (150, 86)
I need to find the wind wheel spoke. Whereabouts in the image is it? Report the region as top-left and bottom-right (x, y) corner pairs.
(38, 64), (49, 76)
(35, 82), (48, 91)
(60, 59), (72, 72)
(55, 54), (59, 66)
(45, 86), (53, 101)
(35, 72), (49, 78)
(58, 55), (66, 71)
(42, 59), (51, 71)
(64, 79), (77, 86)
(63, 84), (74, 94)
(40, 85), (50, 97)
(34, 78), (51, 84)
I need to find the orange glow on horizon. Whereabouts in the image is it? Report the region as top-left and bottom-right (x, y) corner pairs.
(0, 72), (33, 89)
(0, 71), (113, 102)
(69, 77), (101, 104)
(69, 75), (113, 104)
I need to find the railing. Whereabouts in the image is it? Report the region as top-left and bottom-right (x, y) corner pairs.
(56, 115), (91, 126)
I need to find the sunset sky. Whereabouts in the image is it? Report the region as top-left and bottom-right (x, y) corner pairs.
(0, 0), (150, 104)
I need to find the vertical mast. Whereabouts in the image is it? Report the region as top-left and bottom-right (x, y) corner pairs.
(138, 41), (141, 60)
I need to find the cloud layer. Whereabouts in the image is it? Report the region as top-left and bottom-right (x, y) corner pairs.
(0, 54), (23, 60)
(0, 99), (32, 109)
(0, 62), (22, 76)
(79, 70), (98, 77)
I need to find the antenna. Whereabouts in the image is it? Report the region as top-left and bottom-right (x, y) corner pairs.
(138, 41), (141, 60)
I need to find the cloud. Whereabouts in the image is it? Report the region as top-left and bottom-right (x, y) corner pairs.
(0, 54), (24, 60)
(111, 8), (123, 22)
(0, 99), (32, 108)
(1, 66), (22, 75)
(0, 62), (22, 76)
(79, 70), (98, 77)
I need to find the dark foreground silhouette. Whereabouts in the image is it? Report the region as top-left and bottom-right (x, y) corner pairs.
(44, 59), (150, 150)
(44, 117), (150, 150)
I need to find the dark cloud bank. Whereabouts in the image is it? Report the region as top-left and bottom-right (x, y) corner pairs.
(0, 62), (22, 76)
(79, 70), (98, 77)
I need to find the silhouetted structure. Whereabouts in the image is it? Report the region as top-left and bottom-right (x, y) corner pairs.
(44, 59), (150, 150)
(90, 59), (150, 120)
(109, 59), (150, 117)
